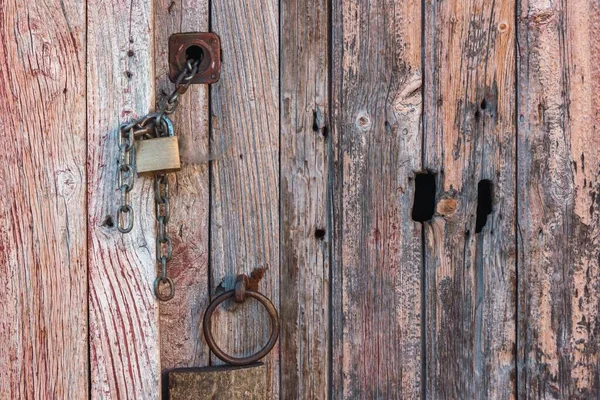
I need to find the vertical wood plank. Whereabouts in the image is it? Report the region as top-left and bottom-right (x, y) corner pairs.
(280, 0), (329, 397)
(210, 0), (280, 398)
(154, 0), (211, 371)
(0, 0), (87, 398)
(423, 0), (517, 398)
(517, 0), (600, 397)
(331, 0), (423, 397)
(88, 0), (160, 398)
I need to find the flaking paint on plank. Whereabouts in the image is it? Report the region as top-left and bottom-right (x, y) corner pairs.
(517, 0), (600, 397)
(423, 0), (517, 398)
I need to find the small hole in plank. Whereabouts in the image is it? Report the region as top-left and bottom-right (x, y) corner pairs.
(411, 172), (436, 222)
(315, 229), (326, 239)
(475, 179), (493, 233)
(185, 45), (204, 62)
(102, 215), (114, 228)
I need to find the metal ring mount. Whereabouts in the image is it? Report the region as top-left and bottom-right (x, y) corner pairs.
(203, 289), (279, 366)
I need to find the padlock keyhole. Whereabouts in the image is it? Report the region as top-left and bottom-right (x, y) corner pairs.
(185, 45), (204, 63)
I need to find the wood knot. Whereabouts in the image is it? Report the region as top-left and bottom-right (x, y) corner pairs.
(497, 22), (509, 33)
(356, 113), (371, 130)
(436, 198), (457, 216)
(393, 73), (422, 114)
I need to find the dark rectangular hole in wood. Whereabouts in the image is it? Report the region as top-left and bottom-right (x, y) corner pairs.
(475, 179), (493, 233)
(411, 172), (436, 222)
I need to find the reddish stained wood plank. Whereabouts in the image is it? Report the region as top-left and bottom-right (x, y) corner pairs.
(0, 0), (88, 398)
(423, 0), (517, 397)
(209, 0), (280, 397)
(88, 0), (160, 398)
(154, 0), (211, 371)
(517, 0), (600, 397)
(280, 0), (330, 397)
(331, 0), (423, 397)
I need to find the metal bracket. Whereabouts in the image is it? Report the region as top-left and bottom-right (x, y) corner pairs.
(168, 32), (221, 84)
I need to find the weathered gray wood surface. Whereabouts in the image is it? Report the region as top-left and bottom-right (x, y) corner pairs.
(423, 0), (517, 398)
(3, 0), (600, 398)
(210, 0), (280, 398)
(154, 0), (211, 371)
(168, 364), (267, 400)
(331, 0), (423, 397)
(279, 0), (330, 398)
(0, 0), (88, 398)
(517, 0), (600, 397)
(88, 0), (160, 398)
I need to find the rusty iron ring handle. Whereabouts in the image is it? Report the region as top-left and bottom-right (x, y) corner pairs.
(203, 290), (279, 366)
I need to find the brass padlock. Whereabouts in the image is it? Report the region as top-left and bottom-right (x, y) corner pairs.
(135, 116), (181, 174)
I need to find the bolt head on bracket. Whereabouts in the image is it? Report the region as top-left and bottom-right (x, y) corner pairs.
(168, 32), (221, 84)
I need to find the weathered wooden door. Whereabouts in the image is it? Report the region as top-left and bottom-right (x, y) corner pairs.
(2, 0), (599, 398)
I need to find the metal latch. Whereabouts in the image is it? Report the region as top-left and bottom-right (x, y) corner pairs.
(168, 32), (221, 84)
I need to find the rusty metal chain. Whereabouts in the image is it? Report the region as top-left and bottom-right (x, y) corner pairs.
(153, 174), (174, 301)
(115, 58), (201, 301)
(155, 58), (200, 132)
(117, 125), (135, 233)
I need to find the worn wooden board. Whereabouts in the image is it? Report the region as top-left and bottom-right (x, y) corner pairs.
(422, 0), (517, 398)
(168, 364), (267, 400)
(210, 0), (280, 398)
(517, 0), (600, 397)
(0, 0), (87, 398)
(330, 0), (423, 397)
(279, 0), (330, 398)
(87, 0), (160, 398)
(154, 0), (211, 372)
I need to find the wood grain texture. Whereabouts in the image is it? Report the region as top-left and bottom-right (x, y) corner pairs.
(87, 0), (160, 398)
(168, 364), (267, 400)
(423, 0), (517, 398)
(0, 0), (87, 398)
(517, 0), (600, 397)
(154, 0), (211, 372)
(330, 0), (423, 397)
(279, 0), (330, 397)
(210, 0), (280, 398)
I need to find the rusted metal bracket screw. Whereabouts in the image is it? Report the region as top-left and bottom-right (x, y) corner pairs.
(168, 32), (221, 84)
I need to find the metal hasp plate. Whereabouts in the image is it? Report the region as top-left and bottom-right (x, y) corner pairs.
(167, 363), (267, 400)
(169, 32), (221, 84)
